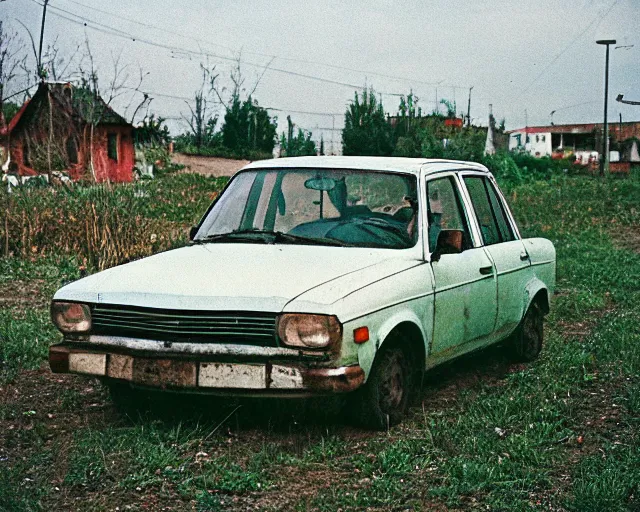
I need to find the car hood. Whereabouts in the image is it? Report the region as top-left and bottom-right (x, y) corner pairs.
(54, 243), (421, 313)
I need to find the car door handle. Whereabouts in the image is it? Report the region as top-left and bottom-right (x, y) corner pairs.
(520, 252), (530, 261)
(479, 265), (493, 275)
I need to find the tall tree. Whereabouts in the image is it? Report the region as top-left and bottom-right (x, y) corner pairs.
(182, 64), (218, 150)
(342, 88), (393, 156)
(216, 58), (276, 154)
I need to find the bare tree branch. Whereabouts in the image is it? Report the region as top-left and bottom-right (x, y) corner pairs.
(0, 21), (28, 126)
(124, 66), (151, 123)
(248, 56), (274, 98)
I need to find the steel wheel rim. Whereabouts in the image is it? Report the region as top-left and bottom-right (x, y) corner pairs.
(522, 310), (542, 358)
(379, 352), (404, 411)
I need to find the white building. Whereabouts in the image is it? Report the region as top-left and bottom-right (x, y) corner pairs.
(508, 128), (553, 157)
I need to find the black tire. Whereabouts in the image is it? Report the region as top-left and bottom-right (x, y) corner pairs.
(510, 303), (544, 362)
(350, 346), (412, 430)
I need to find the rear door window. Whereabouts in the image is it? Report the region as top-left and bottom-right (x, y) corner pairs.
(463, 177), (501, 245)
(485, 181), (515, 242)
(463, 176), (515, 245)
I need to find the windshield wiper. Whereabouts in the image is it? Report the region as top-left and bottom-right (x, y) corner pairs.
(192, 229), (351, 247)
(270, 231), (352, 247)
(191, 230), (270, 244)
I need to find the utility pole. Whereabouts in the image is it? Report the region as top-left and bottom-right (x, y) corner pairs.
(37, 0), (50, 80)
(466, 86), (473, 127)
(596, 39), (616, 176)
(619, 112), (622, 141)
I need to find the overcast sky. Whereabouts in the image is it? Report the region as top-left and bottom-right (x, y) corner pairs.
(4, 0), (638, 150)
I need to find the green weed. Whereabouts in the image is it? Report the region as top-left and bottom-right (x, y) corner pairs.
(0, 308), (56, 382)
(568, 443), (640, 511)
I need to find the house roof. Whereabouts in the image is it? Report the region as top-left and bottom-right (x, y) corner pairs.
(4, 82), (130, 136)
(507, 121), (640, 135)
(50, 83), (129, 125)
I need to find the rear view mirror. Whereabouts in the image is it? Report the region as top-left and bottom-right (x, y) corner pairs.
(432, 229), (464, 262)
(305, 177), (336, 191)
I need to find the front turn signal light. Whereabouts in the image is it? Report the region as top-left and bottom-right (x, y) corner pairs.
(353, 326), (370, 344)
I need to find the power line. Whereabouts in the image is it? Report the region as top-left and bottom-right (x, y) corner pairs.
(265, 107), (344, 117)
(552, 100), (600, 113)
(58, 0), (449, 88)
(60, 0), (237, 54)
(122, 86), (345, 117)
(522, 0), (620, 93)
(4, 82), (39, 101)
(33, 0), (408, 96)
(122, 86), (192, 102)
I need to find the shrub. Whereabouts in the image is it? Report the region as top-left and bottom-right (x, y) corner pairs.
(280, 116), (317, 157)
(342, 89), (394, 156)
(393, 135), (421, 157)
(510, 152), (576, 178)
(221, 96), (277, 155)
(174, 144), (272, 161)
(481, 152), (524, 184)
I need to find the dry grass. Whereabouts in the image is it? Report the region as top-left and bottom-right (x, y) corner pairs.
(0, 173), (225, 270)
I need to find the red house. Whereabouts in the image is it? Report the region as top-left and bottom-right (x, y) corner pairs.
(3, 82), (134, 182)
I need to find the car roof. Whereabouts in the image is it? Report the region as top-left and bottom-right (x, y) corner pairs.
(241, 156), (490, 176)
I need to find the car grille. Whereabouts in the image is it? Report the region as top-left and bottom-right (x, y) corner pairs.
(91, 304), (278, 346)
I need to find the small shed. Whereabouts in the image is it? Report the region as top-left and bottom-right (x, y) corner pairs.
(3, 82), (134, 182)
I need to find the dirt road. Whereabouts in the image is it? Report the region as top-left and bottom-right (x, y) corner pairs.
(172, 153), (249, 177)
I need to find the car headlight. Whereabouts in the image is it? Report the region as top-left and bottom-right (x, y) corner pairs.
(51, 302), (92, 334)
(277, 314), (342, 349)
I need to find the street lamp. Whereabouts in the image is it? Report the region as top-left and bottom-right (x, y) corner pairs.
(596, 39), (616, 176)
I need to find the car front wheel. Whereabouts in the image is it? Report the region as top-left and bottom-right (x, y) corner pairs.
(350, 346), (411, 430)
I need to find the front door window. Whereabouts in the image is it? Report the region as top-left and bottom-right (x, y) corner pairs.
(426, 176), (472, 252)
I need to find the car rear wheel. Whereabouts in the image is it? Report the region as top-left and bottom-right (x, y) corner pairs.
(350, 346), (412, 430)
(510, 303), (544, 362)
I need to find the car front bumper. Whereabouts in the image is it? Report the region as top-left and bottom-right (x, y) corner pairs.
(49, 337), (364, 395)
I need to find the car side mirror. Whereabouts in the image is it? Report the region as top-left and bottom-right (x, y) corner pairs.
(431, 229), (464, 262)
(189, 226), (198, 241)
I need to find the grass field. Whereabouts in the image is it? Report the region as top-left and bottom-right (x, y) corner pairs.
(0, 173), (639, 511)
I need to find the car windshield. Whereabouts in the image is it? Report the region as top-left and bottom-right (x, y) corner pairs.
(194, 168), (419, 249)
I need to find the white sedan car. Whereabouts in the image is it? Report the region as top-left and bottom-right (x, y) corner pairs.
(50, 157), (555, 428)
